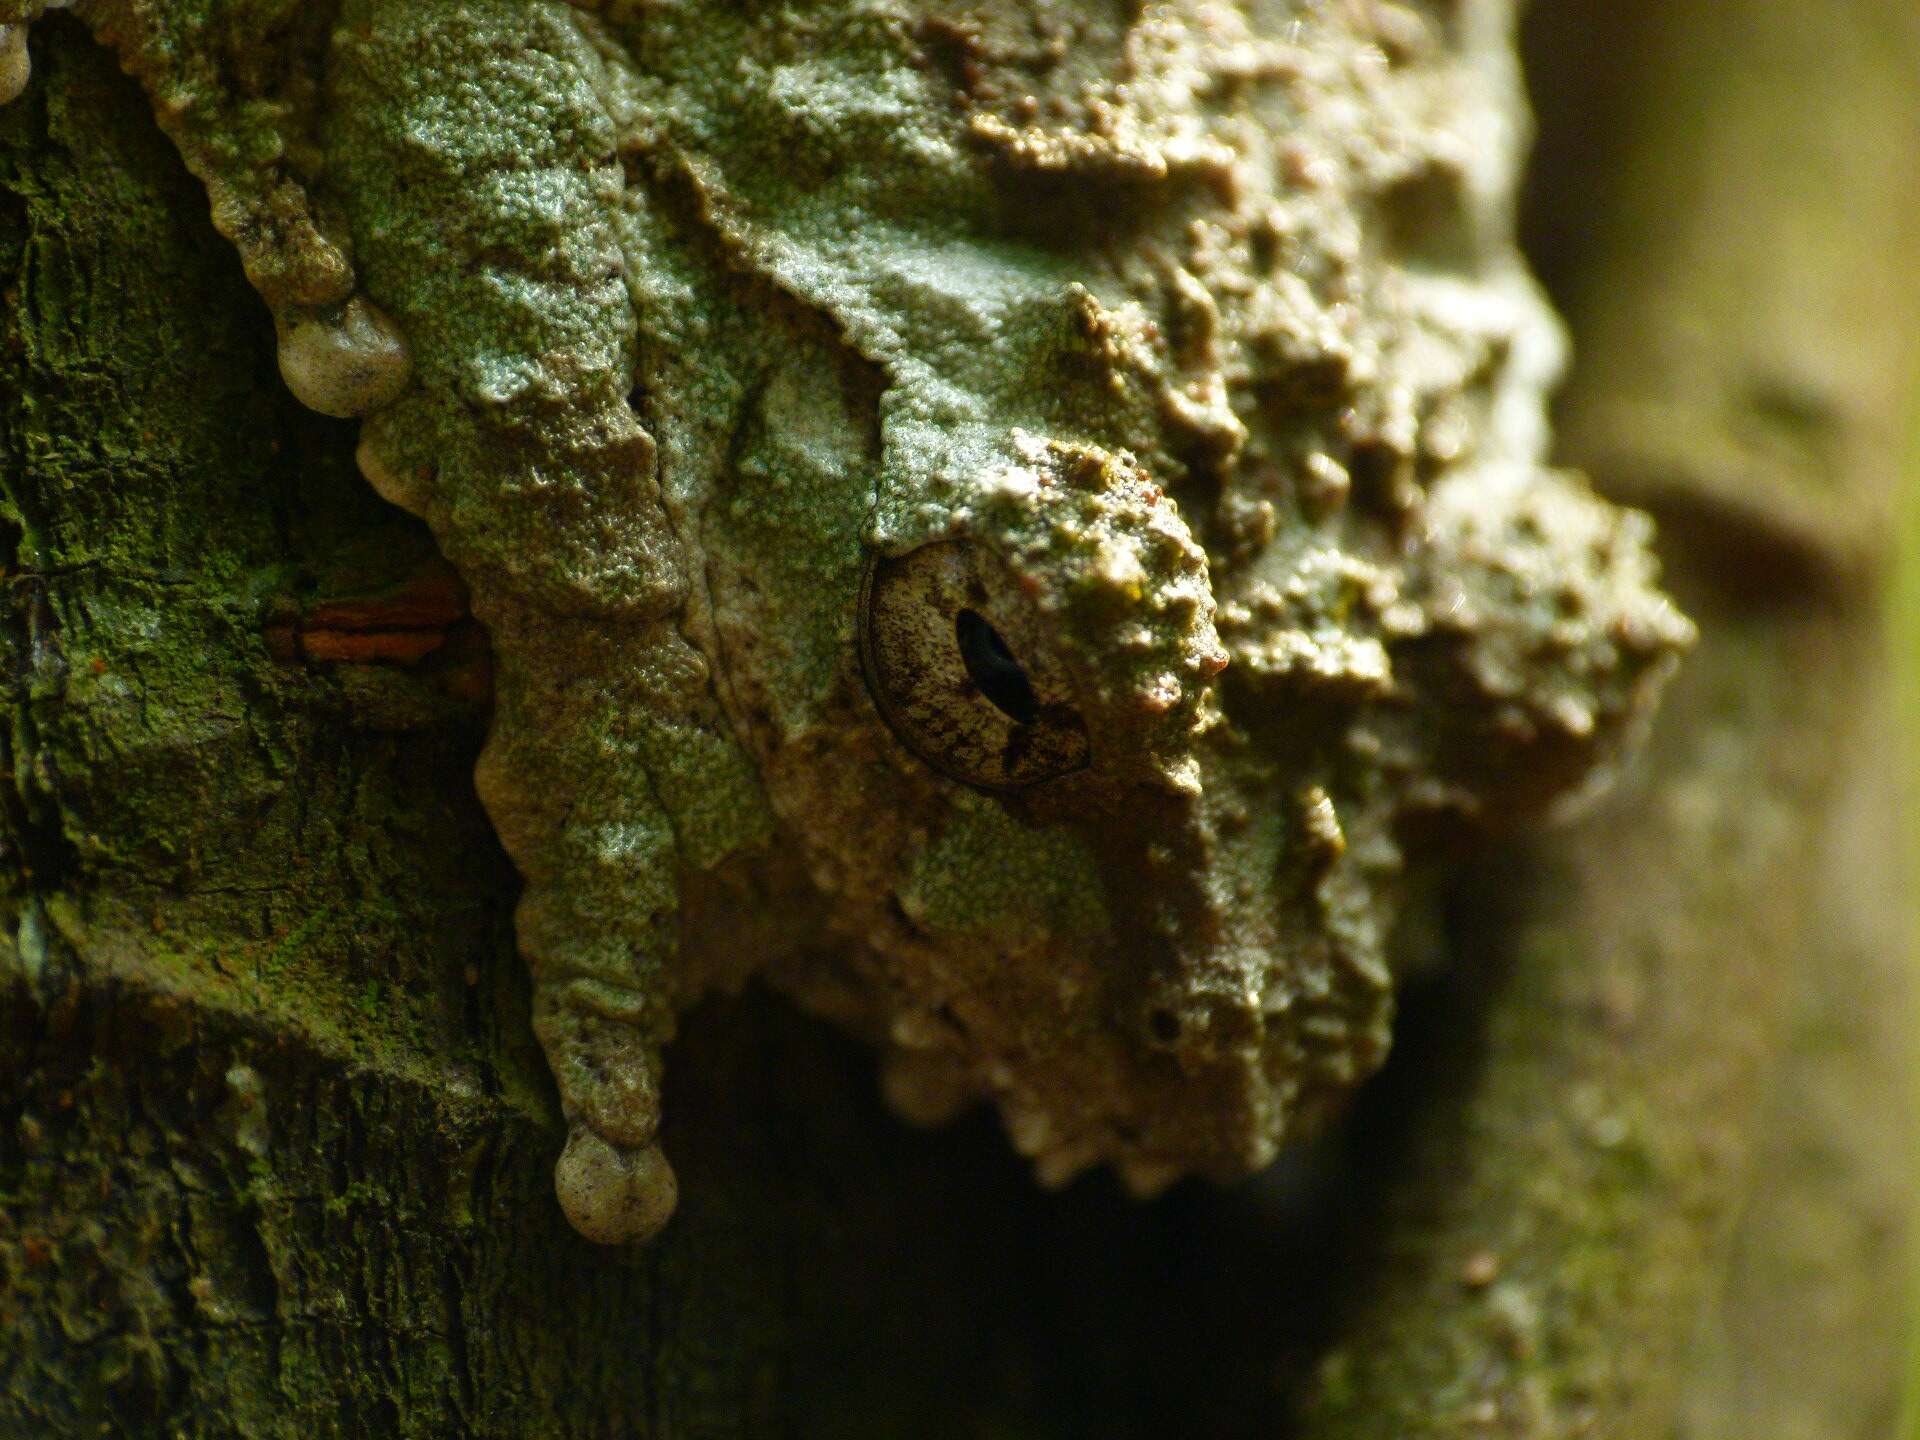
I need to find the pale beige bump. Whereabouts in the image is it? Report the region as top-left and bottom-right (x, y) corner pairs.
(0, 26), (29, 106)
(277, 295), (413, 418)
(553, 1128), (678, 1246)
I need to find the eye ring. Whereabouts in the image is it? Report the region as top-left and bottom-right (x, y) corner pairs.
(859, 542), (1090, 791)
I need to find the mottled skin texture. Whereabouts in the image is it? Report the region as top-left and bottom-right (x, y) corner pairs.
(0, 0), (1690, 1242)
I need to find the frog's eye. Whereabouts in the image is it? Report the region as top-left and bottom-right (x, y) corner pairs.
(860, 542), (1091, 790)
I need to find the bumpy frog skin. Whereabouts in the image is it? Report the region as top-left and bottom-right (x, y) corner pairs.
(2, 0), (1692, 1242)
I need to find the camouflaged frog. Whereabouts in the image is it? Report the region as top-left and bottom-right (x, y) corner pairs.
(2, 0), (1691, 1242)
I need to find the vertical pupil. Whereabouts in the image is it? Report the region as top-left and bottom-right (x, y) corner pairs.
(955, 609), (1040, 725)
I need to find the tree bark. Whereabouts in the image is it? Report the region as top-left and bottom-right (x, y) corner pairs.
(2, 4), (1915, 1437)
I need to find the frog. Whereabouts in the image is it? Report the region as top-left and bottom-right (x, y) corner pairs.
(2, 0), (1692, 1243)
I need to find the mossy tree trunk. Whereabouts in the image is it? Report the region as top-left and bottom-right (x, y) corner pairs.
(3, 4), (1916, 1437)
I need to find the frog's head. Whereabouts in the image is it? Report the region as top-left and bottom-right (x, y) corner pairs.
(831, 441), (1378, 1192)
(751, 406), (1689, 1195)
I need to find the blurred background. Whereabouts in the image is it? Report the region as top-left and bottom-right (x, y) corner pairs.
(1521, 6), (1920, 1434)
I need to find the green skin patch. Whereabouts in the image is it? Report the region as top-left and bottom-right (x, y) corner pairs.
(2, 0), (1691, 1241)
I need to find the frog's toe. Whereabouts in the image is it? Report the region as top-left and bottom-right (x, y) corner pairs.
(276, 295), (413, 418)
(554, 1126), (678, 1245)
(0, 25), (29, 108)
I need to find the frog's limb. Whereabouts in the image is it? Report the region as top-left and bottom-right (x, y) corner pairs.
(468, 609), (772, 1243)
(275, 295), (411, 417)
(510, 606), (786, 1248)
(330, 0), (778, 1243)
(0, 4), (73, 105)
(474, 621), (691, 1245)
(55, 0), (355, 312)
